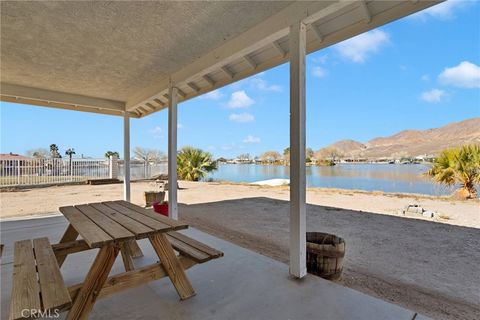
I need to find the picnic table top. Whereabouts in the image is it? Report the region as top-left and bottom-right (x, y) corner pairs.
(59, 200), (188, 248)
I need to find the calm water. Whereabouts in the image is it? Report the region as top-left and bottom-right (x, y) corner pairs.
(206, 163), (456, 196)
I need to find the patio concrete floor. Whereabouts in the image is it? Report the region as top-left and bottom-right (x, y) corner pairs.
(0, 215), (429, 320)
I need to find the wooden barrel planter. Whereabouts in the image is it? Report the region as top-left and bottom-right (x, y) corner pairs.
(306, 232), (345, 280)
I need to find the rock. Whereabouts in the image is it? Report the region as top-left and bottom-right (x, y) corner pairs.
(405, 205), (424, 214)
(422, 211), (435, 218)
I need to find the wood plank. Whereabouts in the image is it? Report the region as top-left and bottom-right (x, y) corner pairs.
(59, 206), (113, 248)
(89, 203), (155, 238)
(126, 240), (144, 258)
(10, 240), (41, 320)
(102, 201), (172, 232)
(68, 257), (197, 301)
(52, 240), (91, 256)
(166, 235), (210, 263)
(114, 200), (188, 230)
(167, 231), (224, 258)
(149, 233), (195, 300)
(75, 204), (135, 241)
(33, 238), (72, 312)
(119, 242), (134, 272)
(66, 245), (119, 320)
(56, 224), (79, 267)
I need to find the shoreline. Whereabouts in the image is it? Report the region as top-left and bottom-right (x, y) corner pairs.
(0, 180), (478, 228)
(205, 179), (473, 202)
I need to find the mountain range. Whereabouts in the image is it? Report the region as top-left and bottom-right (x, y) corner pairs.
(318, 118), (480, 159)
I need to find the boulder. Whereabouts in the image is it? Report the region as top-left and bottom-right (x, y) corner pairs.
(422, 210), (435, 218)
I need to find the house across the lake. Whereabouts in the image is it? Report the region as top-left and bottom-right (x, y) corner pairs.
(0, 153), (30, 161)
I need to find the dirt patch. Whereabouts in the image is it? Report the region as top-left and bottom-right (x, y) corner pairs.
(177, 195), (480, 320)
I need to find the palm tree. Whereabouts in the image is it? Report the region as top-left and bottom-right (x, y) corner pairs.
(427, 144), (480, 199)
(65, 148), (76, 175)
(50, 144), (61, 158)
(177, 147), (217, 181)
(105, 151), (120, 158)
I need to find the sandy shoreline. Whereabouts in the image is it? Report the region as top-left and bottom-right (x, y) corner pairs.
(1, 181), (479, 319)
(2, 180), (477, 227)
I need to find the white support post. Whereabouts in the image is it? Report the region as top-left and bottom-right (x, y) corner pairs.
(289, 20), (307, 279)
(123, 113), (131, 202)
(168, 86), (178, 220)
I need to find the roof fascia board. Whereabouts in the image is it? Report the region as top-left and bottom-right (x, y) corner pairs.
(0, 83), (134, 116)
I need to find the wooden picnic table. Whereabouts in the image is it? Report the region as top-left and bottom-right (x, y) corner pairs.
(9, 200), (223, 320)
(53, 200), (219, 320)
(53, 200), (192, 319)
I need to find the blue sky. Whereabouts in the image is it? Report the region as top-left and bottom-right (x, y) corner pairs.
(1, 1), (479, 159)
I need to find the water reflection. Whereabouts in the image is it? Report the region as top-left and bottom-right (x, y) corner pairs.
(206, 163), (456, 196)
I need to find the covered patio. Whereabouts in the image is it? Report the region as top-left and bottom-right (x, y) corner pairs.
(1, 1), (440, 319)
(1, 215), (428, 320)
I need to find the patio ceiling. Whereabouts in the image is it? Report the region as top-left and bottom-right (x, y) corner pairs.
(0, 1), (440, 117)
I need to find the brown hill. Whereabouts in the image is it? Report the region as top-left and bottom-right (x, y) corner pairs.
(315, 140), (366, 158)
(317, 118), (480, 159)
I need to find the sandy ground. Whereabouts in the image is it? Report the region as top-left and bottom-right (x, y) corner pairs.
(1, 181), (479, 319)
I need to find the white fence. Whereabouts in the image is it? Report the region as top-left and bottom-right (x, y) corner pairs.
(0, 158), (167, 187)
(118, 162), (167, 181)
(0, 158), (110, 186)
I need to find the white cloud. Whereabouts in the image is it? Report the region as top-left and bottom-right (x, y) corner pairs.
(412, 0), (468, 20)
(335, 30), (389, 63)
(243, 135), (261, 144)
(312, 66), (327, 78)
(227, 90), (254, 108)
(201, 89), (223, 100)
(250, 78), (282, 92)
(421, 89), (446, 103)
(312, 54), (328, 64)
(177, 123), (184, 129)
(229, 112), (255, 123)
(438, 61), (480, 88)
(421, 74), (430, 81)
(150, 126), (163, 139)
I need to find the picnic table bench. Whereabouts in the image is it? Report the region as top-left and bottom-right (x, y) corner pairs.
(9, 200), (223, 320)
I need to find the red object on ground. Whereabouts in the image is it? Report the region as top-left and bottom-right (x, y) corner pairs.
(153, 202), (169, 217)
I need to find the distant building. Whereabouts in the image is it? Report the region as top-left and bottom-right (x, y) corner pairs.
(0, 153), (30, 161)
(0, 153), (32, 175)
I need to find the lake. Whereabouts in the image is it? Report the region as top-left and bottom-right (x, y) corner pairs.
(205, 163), (456, 196)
